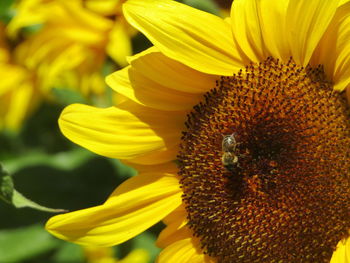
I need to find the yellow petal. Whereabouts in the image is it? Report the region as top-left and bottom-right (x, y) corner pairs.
(125, 45), (157, 64)
(4, 81), (34, 131)
(157, 238), (215, 263)
(286, 0), (340, 66)
(122, 161), (178, 174)
(127, 147), (180, 165)
(0, 62), (38, 132)
(340, 0), (350, 5)
(46, 172), (182, 246)
(157, 204), (189, 248)
(84, 0), (121, 16)
(162, 204), (187, 225)
(123, 0), (245, 76)
(107, 47), (218, 97)
(58, 1), (113, 32)
(230, 0), (290, 62)
(312, 2), (350, 92)
(107, 66), (202, 111)
(38, 43), (86, 92)
(123, 47), (217, 94)
(0, 79), (37, 132)
(107, 18), (132, 67)
(106, 49), (217, 111)
(0, 64), (27, 96)
(6, 0), (48, 38)
(104, 171), (179, 203)
(15, 17), (106, 96)
(8, 0), (112, 39)
(330, 237), (350, 263)
(156, 217), (190, 248)
(58, 101), (185, 163)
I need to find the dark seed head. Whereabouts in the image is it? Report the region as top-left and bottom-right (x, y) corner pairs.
(178, 57), (350, 263)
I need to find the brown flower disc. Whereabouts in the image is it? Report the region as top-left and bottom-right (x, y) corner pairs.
(178, 57), (350, 262)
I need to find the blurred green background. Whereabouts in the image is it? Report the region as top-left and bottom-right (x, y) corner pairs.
(0, 102), (152, 263)
(0, 0), (226, 262)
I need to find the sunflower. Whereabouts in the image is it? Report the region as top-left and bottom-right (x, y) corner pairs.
(46, 0), (350, 262)
(0, 23), (38, 132)
(8, 0), (134, 97)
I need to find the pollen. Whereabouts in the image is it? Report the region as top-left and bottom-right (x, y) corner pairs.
(178, 57), (350, 262)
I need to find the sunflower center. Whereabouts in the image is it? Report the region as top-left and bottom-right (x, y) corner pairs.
(178, 57), (350, 262)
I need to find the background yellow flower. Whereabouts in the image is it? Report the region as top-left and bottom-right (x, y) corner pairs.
(0, 22), (38, 131)
(0, 0), (137, 132)
(9, 0), (133, 97)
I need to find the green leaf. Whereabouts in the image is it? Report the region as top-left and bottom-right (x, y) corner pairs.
(0, 163), (65, 212)
(11, 189), (66, 213)
(0, 164), (13, 202)
(0, 224), (60, 263)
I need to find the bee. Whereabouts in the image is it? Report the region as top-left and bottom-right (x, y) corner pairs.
(221, 133), (240, 171)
